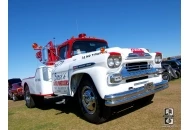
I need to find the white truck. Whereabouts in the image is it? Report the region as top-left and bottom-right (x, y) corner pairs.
(22, 33), (168, 124)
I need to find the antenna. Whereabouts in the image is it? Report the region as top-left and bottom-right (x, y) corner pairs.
(53, 37), (57, 57)
(53, 37), (56, 45)
(76, 19), (79, 34)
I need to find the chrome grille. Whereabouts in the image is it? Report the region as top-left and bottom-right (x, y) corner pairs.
(126, 62), (149, 72)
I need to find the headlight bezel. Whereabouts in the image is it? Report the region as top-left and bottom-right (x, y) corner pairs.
(155, 52), (162, 64)
(107, 52), (122, 68)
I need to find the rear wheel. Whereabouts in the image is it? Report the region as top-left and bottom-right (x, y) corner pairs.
(24, 85), (44, 108)
(78, 78), (111, 124)
(24, 85), (35, 108)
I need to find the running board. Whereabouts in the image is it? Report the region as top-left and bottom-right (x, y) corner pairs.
(56, 99), (66, 104)
(44, 94), (65, 99)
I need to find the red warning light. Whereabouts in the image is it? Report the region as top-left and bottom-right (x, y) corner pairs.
(78, 33), (86, 38)
(32, 43), (38, 49)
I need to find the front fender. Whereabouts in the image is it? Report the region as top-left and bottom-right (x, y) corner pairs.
(70, 66), (108, 99)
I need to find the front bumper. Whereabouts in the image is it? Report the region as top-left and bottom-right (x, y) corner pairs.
(104, 80), (168, 106)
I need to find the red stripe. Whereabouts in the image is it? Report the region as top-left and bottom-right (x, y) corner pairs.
(109, 52), (121, 56)
(53, 80), (69, 86)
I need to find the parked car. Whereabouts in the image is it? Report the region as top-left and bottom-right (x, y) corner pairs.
(176, 57), (181, 63)
(8, 78), (23, 101)
(162, 59), (181, 78)
(161, 64), (178, 81)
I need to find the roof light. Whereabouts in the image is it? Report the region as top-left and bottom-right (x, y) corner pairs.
(32, 43), (42, 50)
(109, 52), (121, 56)
(78, 33), (86, 38)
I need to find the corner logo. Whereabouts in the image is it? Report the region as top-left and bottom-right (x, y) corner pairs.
(163, 108), (174, 125)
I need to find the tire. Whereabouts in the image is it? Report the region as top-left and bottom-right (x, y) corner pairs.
(78, 78), (111, 124)
(162, 72), (171, 81)
(24, 85), (35, 108)
(12, 93), (18, 101)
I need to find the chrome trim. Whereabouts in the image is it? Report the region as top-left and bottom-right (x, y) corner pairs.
(121, 68), (158, 80)
(156, 68), (165, 74)
(105, 80), (168, 106)
(110, 73), (122, 83)
(125, 62), (149, 71)
(126, 53), (152, 60)
(108, 68), (159, 85)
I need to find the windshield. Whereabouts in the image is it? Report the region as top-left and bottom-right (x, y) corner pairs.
(72, 41), (108, 56)
(8, 78), (22, 86)
(12, 82), (21, 86)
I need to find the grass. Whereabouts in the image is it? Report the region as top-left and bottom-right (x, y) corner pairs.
(8, 79), (181, 130)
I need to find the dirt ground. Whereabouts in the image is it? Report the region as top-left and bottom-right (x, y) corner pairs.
(8, 79), (181, 130)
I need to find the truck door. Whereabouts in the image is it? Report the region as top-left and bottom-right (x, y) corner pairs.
(52, 44), (70, 95)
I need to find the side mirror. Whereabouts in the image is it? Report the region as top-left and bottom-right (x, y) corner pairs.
(41, 47), (48, 64)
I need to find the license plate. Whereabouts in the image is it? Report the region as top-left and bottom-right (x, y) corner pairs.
(144, 82), (154, 91)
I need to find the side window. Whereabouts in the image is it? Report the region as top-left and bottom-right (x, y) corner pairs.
(59, 45), (68, 59)
(43, 67), (52, 81)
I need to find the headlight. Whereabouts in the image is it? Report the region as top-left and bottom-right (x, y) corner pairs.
(155, 52), (162, 64)
(114, 58), (121, 66)
(107, 52), (122, 68)
(107, 58), (114, 67)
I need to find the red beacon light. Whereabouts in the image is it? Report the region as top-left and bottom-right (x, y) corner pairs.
(32, 43), (38, 49)
(78, 33), (86, 38)
(32, 43), (42, 50)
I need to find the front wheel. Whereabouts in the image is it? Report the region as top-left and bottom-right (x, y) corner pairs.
(78, 78), (111, 124)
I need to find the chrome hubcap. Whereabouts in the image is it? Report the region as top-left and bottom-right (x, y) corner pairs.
(81, 86), (96, 114)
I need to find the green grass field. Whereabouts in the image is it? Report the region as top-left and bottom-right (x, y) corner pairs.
(8, 79), (181, 130)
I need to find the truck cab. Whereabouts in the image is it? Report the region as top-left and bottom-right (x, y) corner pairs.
(22, 33), (168, 124)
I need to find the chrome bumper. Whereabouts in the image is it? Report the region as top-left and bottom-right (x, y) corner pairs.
(104, 80), (169, 107)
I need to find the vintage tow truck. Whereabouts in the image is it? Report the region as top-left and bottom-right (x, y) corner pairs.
(22, 33), (168, 124)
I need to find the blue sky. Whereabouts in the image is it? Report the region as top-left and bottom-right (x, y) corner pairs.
(8, 0), (181, 79)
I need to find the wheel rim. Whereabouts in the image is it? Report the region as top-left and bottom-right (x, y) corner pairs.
(163, 75), (169, 80)
(25, 89), (30, 105)
(81, 86), (97, 114)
